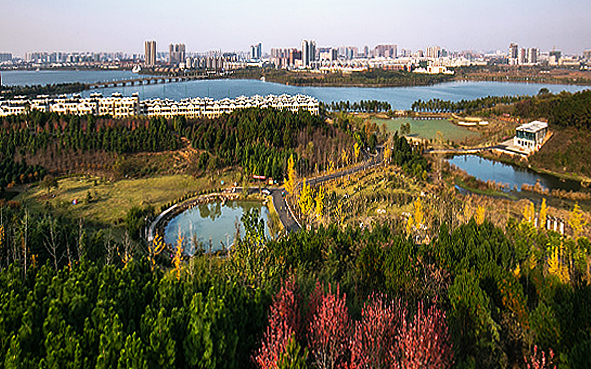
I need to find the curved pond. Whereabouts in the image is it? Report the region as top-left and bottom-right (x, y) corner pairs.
(164, 200), (270, 254)
(448, 154), (583, 192)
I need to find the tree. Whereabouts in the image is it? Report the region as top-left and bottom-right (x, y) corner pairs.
(315, 186), (325, 221)
(524, 345), (555, 369)
(285, 155), (297, 196)
(41, 174), (58, 194)
(255, 278), (302, 369)
(350, 295), (402, 369)
(173, 234), (183, 281)
(307, 284), (350, 369)
(568, 202), (586, 239)
(475, 205), (485, 225)
(398, 302), (453, 369)
(539, 198), (547, 230)
(354, 143), (361, 163)
(148, 233), (166, 272)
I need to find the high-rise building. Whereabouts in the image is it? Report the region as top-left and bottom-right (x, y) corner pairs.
(144, 40), (157, 66)
(169, 44), (185, 65)
(527, 48), (538, 64)
(251, 43), (262, 60)
(0, 53), (12, 63)
(301, 40), (316, 68)
(518, 48), (527, 64)
(509, 43), (519, 59)
(374, 44), (397, 58)
(425, 46), (441, 59)
(584, 50), (591, 61)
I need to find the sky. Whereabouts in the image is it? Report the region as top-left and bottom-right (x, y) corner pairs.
(1, 0), (590, 57)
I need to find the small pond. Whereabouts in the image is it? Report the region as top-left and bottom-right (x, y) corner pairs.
(164, 200), (270, 254)
(448, 155), (582, 193)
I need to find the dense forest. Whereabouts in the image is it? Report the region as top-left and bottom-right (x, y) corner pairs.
(232, 68), (454, 87)
(0, 200), (589, 368)
(322, 100), (392, 113)
(411, 90), (591, 130)
(0, 108), (360, 189)
(0, 82), (87, 99)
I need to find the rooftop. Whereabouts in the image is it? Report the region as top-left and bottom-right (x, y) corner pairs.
(516, 120), (548, 133)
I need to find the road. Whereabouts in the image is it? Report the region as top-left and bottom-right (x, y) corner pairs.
(272, 148), (383, 233)
(147, 148), (383, 241)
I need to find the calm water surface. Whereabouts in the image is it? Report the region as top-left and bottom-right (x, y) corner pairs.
(2, 70), (589, 110)
(164, 200), (270, 254)
(1, 70), (136, 86)
(448, 155), (582, 192)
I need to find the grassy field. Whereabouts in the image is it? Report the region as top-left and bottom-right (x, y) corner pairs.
(17, 172), (241, 225)
(373, 117), (480, 142)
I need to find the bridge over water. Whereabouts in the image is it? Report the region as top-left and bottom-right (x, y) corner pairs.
(86, 72), (219, 89)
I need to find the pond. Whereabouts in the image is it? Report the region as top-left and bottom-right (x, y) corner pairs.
(448, 154), (583, 193)
(374, 117), (479, 142)
(164, 200), (270, 254)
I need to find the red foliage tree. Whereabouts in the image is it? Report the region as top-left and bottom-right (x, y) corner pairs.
(350, 294), (406, 369)
(524, 345), (555, 369)
(398, 301), (453, 369)
(254, 277), (302, 369)
(307, 284), (350, 369)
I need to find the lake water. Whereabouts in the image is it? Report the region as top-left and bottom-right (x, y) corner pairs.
(448, 154), (583, 192)
(164, 200), (270, 254)
(2, 70), (589, 110)
(1, 69), (137, 86)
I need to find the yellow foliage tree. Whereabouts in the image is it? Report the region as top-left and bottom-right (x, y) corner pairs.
(548, 243), (570, 283)
(475, 205), (486, 225)
(568, 202), (587, 239)
(315, 186), (325, 220)
(173, 234), (183, 281)
(522, 200), (535, 224)
(406, 216), (414, 235)
(149, 233), (166, 272)
(354, 142), (360, 162)
(413, 198), (424, 229)
(298, 179), (315, 220)
(284, 154), (297, 196)
(341, 149), (349, 167)
(539, 198), (548, 230)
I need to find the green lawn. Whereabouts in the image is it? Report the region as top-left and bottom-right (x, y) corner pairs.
(374, 117), (479, 142)
(17, 172), (240, 225)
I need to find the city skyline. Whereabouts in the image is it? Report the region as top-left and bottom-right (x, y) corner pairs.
(1, 0), (590, 56)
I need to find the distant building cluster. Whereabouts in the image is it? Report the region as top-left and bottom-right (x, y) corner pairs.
(0, 93), (319, 118)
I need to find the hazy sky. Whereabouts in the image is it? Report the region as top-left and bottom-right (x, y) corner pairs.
(1, 0), (590, 56)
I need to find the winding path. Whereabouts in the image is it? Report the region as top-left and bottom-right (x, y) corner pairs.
(147, 148), (383, 242)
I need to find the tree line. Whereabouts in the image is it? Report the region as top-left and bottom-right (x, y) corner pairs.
(322, 100), (392, 113)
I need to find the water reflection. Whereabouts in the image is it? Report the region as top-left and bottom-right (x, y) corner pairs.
(165, 200), (270, 254)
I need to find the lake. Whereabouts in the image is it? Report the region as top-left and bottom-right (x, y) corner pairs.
(448, 154), (583, 192)
(2, 70), (589, 110)
(164, 200), (270, 254)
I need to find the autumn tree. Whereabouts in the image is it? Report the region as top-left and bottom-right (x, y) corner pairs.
(475, 205), (485, 225)
(307, 284), (350, 369)
(398, 301), (453, 369)
(354, 143), (361, 163)
(539, 198), (548, 230)
(255, 278), (303, 369)
(568, 202), (586, 239)
(350, 294), (403, 369)
(284, 155), (297, 196)
(148, 233), (166, 271)
(173, 234), (183, 281)
(315, 186), (325, 222)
